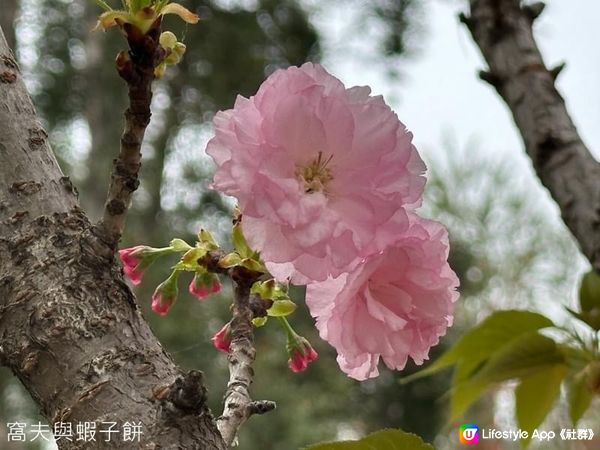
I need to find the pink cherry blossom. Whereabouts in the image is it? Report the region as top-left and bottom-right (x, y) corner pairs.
(207, 63), (426, 283)
(287, 337), (319, 373)
(306, 215), (459, 380)
(212, 322), (232, 353)
(119, 245), (151, 285)
(189, 272), (221, 300)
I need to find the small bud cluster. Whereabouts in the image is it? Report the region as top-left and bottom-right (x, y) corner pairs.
(119, 220), (318, 373)
(94, 0), (198, 79)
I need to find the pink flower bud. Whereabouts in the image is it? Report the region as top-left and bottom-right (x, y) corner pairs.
(151, 271), (180, 316)
(189, 272), (221, 300)
(119, 243), (170, 286)
(211, 322), (232, 353)
(118, 245), (152, 285)
(151, 292), (174, 316)
(287, 336), (318, 373)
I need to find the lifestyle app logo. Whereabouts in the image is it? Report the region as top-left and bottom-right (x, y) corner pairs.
(460, 424), (479, 444)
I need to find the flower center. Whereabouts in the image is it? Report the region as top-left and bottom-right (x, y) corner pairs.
(296, 152), (334, 194)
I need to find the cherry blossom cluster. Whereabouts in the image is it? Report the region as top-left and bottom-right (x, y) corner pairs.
(207, 63), (459, 380)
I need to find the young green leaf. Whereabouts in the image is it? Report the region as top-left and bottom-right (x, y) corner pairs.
(267, 300), (297, 317)
(218, 252), (242, 269)
(516, 364), (567, 446)
(403, 310), (554, 382)
(169, 238), (192, 252)
(252, 316), (268, 327)
(449, 374), (489, 422)
(472, 332), (565, 384)
(198, 228), (218, 247)
(567, 369), (594, 425)
(303, 428), (433, 450)
(579, 270), (600, 312)
(448, 332), (565, 420)
(232, 222), (253, 258)
(240, 258), (265, 273)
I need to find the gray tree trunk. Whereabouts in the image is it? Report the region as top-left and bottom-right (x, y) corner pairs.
(0, 0), (18, 52)
(465, 0), (600, 271)
(0, 26), (226, 449)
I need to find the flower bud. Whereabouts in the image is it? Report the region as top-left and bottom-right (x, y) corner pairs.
(189, 272), (221, 300)
(151, 271), (180, 316)
(212, 322), (232, 353)
(287, 335), (318, 373)
(159, 31), (178, 49)
(118, 245), (155, 285)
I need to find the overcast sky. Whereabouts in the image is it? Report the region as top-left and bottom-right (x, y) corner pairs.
(316, 0), (600, 166)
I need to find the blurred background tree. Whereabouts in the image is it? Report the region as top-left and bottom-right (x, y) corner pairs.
(0, 1), (592, 449)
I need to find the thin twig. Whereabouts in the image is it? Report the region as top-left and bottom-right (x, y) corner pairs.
(96, 19), (165, 248)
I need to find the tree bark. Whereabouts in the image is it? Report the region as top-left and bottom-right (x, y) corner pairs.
(464, 0), (600, 271)
(0, 0), (18, 52)
(0, 26), (226, 449)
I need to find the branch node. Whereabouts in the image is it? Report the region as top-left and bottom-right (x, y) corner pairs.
(458, 12), (474, 31)
(246, 400), (276, 417)
(166, 370), (207, 416)
(478, 70), (503, 89)
(523, 2), (546, 22)
(550, 62), (566, 81)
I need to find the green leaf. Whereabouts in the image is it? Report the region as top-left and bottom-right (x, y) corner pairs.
(567, 369), (593, 425)
(267, 299), (297, 317)
(252, 316), (268, 327)
(233, 223), (253, 259)
(177, 247), (207, 270)
(449, 332), (565, 420)
(304, 429), (433, 450)
(472, 333), (565, 384)
(218, 252), (242, 269)
(516, 364), (567, 446)
(448, 359), (489, 420)
(579, 270), (600, 312)
(251, 279), (275, 298)
(169, 238), (192, 252)
(240, 258), (265, 273)
(251, 279), (289, 300)
(403, 310), (554, 382)
(198, 229), (218, 249)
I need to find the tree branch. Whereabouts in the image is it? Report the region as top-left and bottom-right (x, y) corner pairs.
(464, 0), (600, 271)
(216, 282), (276, 447)
(96, 20), (164, 250)
(199, 251), (277, 446)
(0, 26), (226, 449)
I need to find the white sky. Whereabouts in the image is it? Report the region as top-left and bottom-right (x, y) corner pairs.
(317, 0), (600, 165)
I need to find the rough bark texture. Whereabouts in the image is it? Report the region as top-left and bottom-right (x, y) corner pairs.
(0, 0), (18, 52)
(97, 19), (164, 249)
(199, 251), (276, 447)
(216, 285), (275, 447)
(0, 27), (226, 449)
(464, 0), (600, 271)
